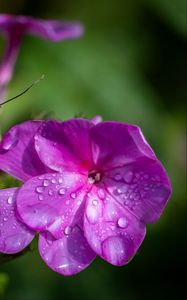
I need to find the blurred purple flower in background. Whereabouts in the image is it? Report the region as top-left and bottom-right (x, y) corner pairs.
(0, 14), (83, 102)
(0, 117), (171, 276)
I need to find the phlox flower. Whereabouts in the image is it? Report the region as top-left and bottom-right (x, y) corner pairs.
(0, 14), (83, 101)
(0, 117), (171, 275)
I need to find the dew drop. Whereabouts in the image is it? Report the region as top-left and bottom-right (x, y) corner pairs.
(116, 185), (127, 195)
(124, 171), (133, 183)
(92, 199), (98, 206)
(3, 217), (8, 222)
(36, 186), (44, 194)
(43, 179), (49, 187)
(38, 195), (44, 201)
(51, 179), (57, 184)
(7, 196), (13, 205)
(86, 205), (99, 224)
(64, 226), (72, 235)
(48, 189), (53, 196)
(58, 178), (63, 184)
(110, 224), (115, 231)
(117, 217), (128, 228)
(59, 188), (66, 195)
(70, 192), (77, 199)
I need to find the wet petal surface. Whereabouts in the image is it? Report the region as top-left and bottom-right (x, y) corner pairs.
(104, 159), (171, 223)
(0, 121), (51, 181)
(34, 119), (94, 173)
(90, 122), (156, 170)
(0, 188), (34, 254)
(39, 226), (96, 276)
(84, 186), (146, 266)
(16, 172), (87, 238)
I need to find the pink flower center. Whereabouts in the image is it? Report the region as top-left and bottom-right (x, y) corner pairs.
(88, 170), (103, 184)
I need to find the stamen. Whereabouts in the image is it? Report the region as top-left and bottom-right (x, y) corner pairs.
(88, 170), (102, 184)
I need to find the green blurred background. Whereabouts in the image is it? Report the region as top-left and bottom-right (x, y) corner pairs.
(0, 0), (186, 299)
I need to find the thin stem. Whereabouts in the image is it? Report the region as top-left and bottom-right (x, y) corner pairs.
(0, 74), (44, 107)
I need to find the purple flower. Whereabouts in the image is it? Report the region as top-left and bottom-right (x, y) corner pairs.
(0, 14), (83, 101)
(0, 118), (171, 275)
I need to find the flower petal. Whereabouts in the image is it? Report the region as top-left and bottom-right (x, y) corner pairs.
(27, 18), (84, 41)
(16, 172), (87, 238)
(0, 14), (83, 41)
(34, 119), (94, 173)
(84, 186), (146, 266)
(91, 122), (156, 170)
(39, 226), (96, 276)
(0, 121), (51, 181)
(0, 188), (34, 254)
(104, 158), (171, 223)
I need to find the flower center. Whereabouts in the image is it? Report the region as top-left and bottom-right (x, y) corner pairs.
(88, 170), (102, 184)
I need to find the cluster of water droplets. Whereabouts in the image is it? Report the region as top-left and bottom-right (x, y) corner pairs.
(33, 174), (84, 238)
(40, 226), (93, 274)
(0, 194), (32, 252)
(84, 188), (134, 264)
(85, 188), (130, 243)
(108, 169), (161, 210)
(36, 174), (78, 203)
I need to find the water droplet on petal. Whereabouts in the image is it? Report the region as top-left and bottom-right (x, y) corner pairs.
(86, 205), (99, 224)
(110, 224), (115, 231)
(36, 186), (44, 194)
(7, 196), (13, 205)
(124, 171), (133, 183)
(38, 195), (44, 201)
(51, 179), (57, 184)
(48, 189), (53, 196)
(117, 217), (128, 228)
(70, 192), (77, 199)
(64, 226), (72, 235)
(43, 179), (49, 187)
(3, 217), (8, 222)
(92, 199), (98, 206)
(59, 188), (66, 195)
(58, 178), (63, 184)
